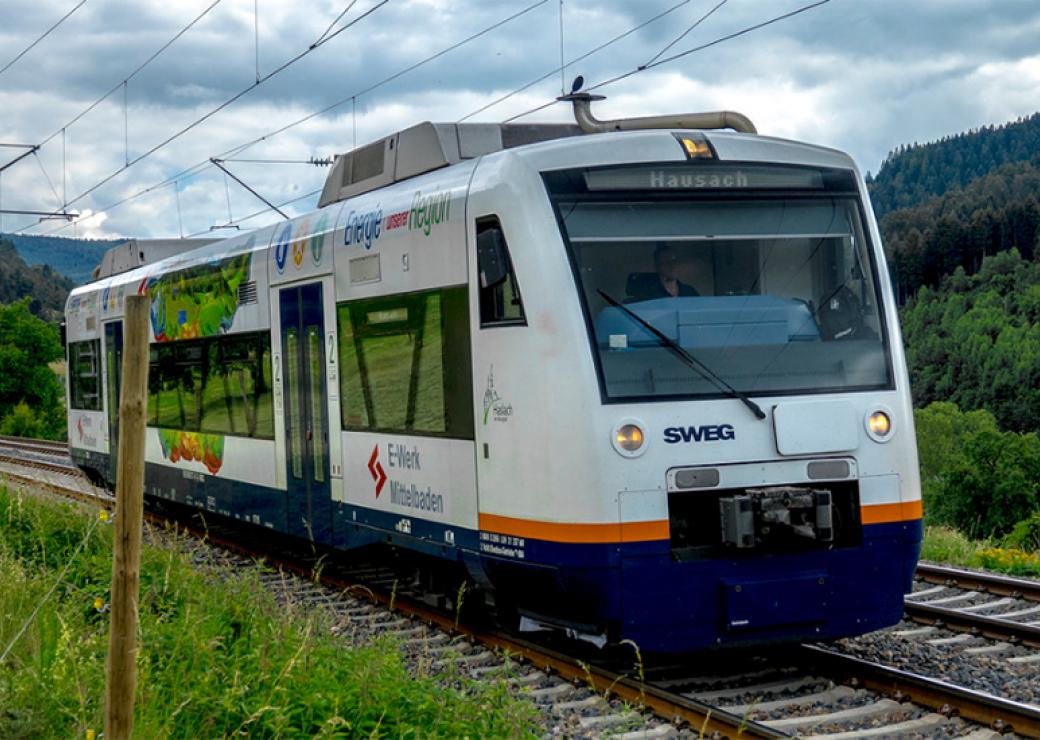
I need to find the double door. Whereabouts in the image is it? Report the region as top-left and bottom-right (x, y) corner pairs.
(279, 283), (332, 542)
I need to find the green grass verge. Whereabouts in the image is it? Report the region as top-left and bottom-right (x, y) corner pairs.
(0, 486), (539, 738)
(922, 525), (1040, 577)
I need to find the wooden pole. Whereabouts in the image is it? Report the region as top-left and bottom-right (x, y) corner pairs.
(104, 294), (149, 740)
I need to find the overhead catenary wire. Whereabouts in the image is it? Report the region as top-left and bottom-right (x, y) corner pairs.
(503, 0), (832, 124)
(51, 0), (389, 216)
(186, 188), (322, 237)
(558, 0), (565, 96)
(458, 0), (696, 123)
(38, 0), (226, 150)
(218, 0), (549, 162)
(221, 158), (333, 165)
(210, 158), (288, 219)
(0, 0), (87, 78)
(313, 0), (359, 48)
(8, 0), (224, 228)
(29, 0), (548, 237)
(644, 0), (726, 67)
(32, 152), (64, 212)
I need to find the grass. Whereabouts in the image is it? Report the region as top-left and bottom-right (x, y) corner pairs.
(921, 525), (1040, 577)
(0, 484), (539, 738)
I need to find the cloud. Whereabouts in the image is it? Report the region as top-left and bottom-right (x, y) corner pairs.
(0, 0), (1039, 239)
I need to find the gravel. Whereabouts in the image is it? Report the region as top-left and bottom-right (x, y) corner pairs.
(834, 620), (1040, 706)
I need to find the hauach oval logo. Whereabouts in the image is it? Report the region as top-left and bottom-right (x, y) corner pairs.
(664, 424), (736, 443)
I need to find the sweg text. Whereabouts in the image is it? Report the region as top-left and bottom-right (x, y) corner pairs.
(663, 424), (736, 443)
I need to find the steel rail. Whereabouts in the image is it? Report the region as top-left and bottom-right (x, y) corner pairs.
(187, 513), (784, 738)
(4, 445), (1035, 738)
(916, 562), (1040, 602)
(0, 434), (70, 453)
(0, 454), (79, 475)
(903, 601), (1040, 649)
(800, 644), (1040, 737)
(0, 452), (780, 739)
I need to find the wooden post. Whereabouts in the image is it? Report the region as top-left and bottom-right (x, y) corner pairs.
(104, 295), (149, 740)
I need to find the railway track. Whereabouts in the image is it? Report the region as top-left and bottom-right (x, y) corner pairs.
(2, 437), (1038, 738)
(904, 564), (1040, 650)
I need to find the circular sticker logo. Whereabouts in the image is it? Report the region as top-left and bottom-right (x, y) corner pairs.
(274, 223), (293, 273)
(312, 213), (330, 265)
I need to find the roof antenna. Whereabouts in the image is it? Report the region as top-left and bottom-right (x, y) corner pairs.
(557, 76), (756, 135)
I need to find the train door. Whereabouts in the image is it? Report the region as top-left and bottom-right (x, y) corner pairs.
(279, 282), (332, 542)
(103, 321), (123, 482)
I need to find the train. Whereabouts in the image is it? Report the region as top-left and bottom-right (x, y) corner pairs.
(65, 93), (922, 653)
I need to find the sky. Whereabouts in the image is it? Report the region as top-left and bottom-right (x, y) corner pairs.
(1, 0), (1039, 240)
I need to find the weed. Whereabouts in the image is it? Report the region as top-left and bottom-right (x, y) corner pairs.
(453, 581), (467, 632)
(0, 486), (539, 738)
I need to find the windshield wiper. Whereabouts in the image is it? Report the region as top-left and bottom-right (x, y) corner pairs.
(597, 290), (767, 421)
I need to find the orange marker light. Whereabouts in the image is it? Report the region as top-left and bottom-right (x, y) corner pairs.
(616, 424), (645, 452)
(679, 136), (714, 159)
(868, 411), (891, 437)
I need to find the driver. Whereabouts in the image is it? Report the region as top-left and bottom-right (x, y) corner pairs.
(639, 245), (699, 299)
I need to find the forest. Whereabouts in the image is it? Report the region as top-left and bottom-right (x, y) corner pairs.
(874, 114), (1040, 550)
(868, 112), (1040, 217)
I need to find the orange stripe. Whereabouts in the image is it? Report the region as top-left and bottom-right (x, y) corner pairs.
(861, 499), (923, 525)
(480, 500), (922, 544)
(479, 513), (669, 544)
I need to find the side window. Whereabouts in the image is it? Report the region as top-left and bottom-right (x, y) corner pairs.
(338, 286), (473, 439)
(69, 340), (102, 411)
(147, 333), (274, 439)
(477, 217), (525, 326)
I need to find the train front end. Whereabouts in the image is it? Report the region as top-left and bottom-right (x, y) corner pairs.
(471, 128), (921, 653)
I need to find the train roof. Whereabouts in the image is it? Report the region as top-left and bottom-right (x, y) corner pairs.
(317, 118), (857, 208)
(71, 114), (861, 304)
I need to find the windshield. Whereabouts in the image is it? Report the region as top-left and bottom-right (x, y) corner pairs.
(546, 163), (892, 402)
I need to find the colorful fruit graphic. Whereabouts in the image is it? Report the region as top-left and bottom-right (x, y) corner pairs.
(146, 238), (254, 342)
(158, 430), (226, 475)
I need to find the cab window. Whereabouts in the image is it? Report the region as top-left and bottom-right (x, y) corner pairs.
(477, 217), (525, 326)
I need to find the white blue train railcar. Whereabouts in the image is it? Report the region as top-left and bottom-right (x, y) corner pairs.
(66, 97), (922, 653)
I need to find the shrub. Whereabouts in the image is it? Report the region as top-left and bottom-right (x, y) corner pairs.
(1004, 511), (1040, 552)
(932, 428), (1040, 539)
(914, 401), (998, 515)
(0, 401), (47, 439)
(915, 401), (1040, 539)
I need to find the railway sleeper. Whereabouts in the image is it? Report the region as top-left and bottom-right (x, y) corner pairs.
(805, 711), (955, 739)
(762, 697), (911, 732)
(724, 684), (861, 715)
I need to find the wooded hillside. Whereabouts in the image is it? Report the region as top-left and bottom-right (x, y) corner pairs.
(869, 112), (1040, 217)
(0, 239), (76, 321)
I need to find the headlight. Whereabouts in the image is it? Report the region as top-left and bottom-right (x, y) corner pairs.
(865, 409), (893, 442)
(612, 419), (648, 457)
(616, 425), (644, 451)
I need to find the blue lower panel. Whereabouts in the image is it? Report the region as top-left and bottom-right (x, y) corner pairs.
(72, 448), (922, 654)
(144, 458), (290, 533)
(722, 571), (828, 631)
(616, 520), (922, 652)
